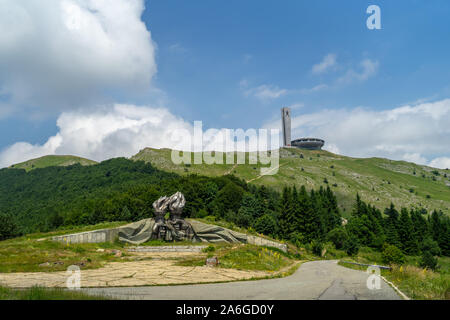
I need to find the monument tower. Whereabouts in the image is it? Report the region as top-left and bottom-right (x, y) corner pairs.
(281, 107), (291, 147)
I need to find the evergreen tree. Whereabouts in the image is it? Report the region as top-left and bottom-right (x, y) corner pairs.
(410, 208), (429, 244)
(420, 250), (438, 270)
(302, 188), (322, 242)
(398, 208), (419, 255)
(278, 187), (295, 237)
(384, 203), (401, 247)
(429, 211), (450, 256)
(0, 213), (19, 241)
(420, 237), (441, 256)
(213, 182), (244, 217)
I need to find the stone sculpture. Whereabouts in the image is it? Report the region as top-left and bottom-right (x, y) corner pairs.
(152, 195), (169, 240)
(149, 192), (195, 241)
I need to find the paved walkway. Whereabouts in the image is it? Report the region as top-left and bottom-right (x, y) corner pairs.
(84, 260), (401, 300)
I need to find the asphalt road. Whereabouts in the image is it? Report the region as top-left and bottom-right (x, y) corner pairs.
(84, 260), (401, 300)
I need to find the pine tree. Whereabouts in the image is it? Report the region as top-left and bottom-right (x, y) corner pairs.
(279, 187), (295, 237)
(398, 208), (419, 255)
(383, 203), (400, 246)
(410, 208), (429, 243)
(420, 250), (438, 270)
(430, 211), (450, 256)
(302, 188), (322, 242)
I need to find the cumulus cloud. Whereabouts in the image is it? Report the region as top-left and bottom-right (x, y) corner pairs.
(0, 104), (193, 167)
(429, 157), (450, 170)
(312, 54), (337, 74)
(0, 104), (281, 168)
(264, 99), (450, 169)
(337, 59), (379, 84)
(0, 0), (156, 114)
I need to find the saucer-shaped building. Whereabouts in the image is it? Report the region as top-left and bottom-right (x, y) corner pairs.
(291, 138), (325, 150)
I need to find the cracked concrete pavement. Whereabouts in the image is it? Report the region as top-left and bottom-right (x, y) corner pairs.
(0, 252), (270, 288)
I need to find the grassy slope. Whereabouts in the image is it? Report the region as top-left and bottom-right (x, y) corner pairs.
(9, 155), (97, 171)
(0, 222), (129, 273)
(131, 147), (450, 216)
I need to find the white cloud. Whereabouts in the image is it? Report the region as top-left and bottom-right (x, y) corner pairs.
(429, 157), (450, 170)
(337, 59), (379, 84)
(312, 54), (337, 74)
(264, 99), (450, 169)
(244, 84), (288, 101)
(402, 153), (428, 165)
(0, 104), (283, 168)
(0, 104), (193, 167)
(0, 0), (156, 114)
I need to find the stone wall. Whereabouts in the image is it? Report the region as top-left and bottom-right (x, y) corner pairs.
(246, 235), (287, 252)
(51, 228), (119, 244)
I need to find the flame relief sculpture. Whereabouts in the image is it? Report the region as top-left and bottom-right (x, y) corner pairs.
(151, 192), (195, 241)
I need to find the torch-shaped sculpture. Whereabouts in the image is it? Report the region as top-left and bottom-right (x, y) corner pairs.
(152, 196), (169, 239)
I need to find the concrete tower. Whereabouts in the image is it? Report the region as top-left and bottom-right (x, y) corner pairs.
(281, 107), (291, 147)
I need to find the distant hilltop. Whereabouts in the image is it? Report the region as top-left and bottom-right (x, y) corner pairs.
(9, 155), (97, 171)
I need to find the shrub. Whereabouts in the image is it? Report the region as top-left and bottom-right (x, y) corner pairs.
(343, 237), (359, 256)
(204, 215), (216, 223)
(254, 214), (277, 236)
(419, 250), (438, 270)
(311, 240), (323, 256)
(420, 237), (441, 256)
(327, 228), (348, 250)
(382, 244), (405, 265)
(289, 232), (305, 248)
(0, 214), (19, 241)
(202, 245), (215, 253)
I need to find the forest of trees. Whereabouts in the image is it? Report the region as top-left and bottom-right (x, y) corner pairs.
(0, 158), (449, 267)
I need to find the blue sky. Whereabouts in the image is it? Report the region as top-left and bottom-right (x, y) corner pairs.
(145, 0), (450, 126)
(0, 0), (449, 168)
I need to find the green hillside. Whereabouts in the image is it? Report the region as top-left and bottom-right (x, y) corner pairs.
(131, 147), (450, 216)
(9, 155), (97, 171)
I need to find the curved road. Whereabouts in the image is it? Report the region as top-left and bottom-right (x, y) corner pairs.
(84, 260), (400, 300)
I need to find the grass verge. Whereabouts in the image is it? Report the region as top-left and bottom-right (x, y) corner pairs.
(338, 247), (450, 300)
(0, 286), (105, 300)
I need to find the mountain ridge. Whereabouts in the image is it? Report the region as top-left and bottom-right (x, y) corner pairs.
(8, 148), (450, 215)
